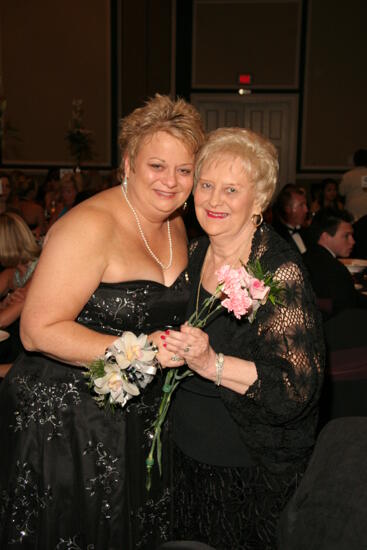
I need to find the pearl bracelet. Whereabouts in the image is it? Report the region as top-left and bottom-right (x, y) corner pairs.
(215, 353), (224, 386)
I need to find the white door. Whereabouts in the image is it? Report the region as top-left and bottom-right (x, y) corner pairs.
(191, 93), (298, 190)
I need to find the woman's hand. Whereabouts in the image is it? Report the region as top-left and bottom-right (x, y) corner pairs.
(148, 330), (186, 368)
(164, 324), (216, 380)
(2, 288), (27, 306)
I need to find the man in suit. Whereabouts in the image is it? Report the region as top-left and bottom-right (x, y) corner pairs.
(272, 184), (309, 255)
(303, 213), (367, 317)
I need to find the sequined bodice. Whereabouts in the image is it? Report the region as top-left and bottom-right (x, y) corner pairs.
(77, 270), (190, 336)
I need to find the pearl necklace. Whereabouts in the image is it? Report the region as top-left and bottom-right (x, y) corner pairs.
(121, 183), (173, 270)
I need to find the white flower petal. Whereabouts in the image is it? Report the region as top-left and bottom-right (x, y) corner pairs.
(123, 331), (138, 349)
(137, 333), (148, 348)
(94, 386), (109, 396)
(122, 379), (140, 396)
(115, 354), (130, 369)
(140, 349), (157, 362)
(94, 375), (110, 390)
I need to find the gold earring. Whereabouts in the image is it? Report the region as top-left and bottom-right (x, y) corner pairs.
(251, 213), (263, 227)
(182, 201), (188, 212)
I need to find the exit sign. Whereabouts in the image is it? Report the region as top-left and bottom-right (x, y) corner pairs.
(238, 74), (252, 85)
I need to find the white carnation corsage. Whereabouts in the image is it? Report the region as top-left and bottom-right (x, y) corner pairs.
(84, 331), (159, 409)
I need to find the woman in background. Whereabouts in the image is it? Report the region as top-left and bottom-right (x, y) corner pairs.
(0, 212), (41, 374)
(310, 178), (346, 218)
(47, 173), (79, 227)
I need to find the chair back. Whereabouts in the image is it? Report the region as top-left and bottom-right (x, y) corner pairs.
(278, 417), (367, 550)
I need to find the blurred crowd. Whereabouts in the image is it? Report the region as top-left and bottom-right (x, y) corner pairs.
(0, 167), (120, 369)
(0, 167), (120, 240)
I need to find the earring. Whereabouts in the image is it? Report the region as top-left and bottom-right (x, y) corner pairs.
(122, 175), (128, 191)
(251, 213), (263, 227)
(182, 201), (188, 212)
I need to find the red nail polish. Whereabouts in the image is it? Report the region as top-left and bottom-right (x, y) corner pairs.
(160, 335), (166, 340)
(165, 330), (170, 335)
(163, 343), (167, 348)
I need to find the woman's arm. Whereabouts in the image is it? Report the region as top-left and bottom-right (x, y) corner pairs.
(0, 363), (12, 378)
(20, 207), (120, 365)
(0, 298), (25, 328)
(222, 259), (324, 425)
(0, 269), (14, 297)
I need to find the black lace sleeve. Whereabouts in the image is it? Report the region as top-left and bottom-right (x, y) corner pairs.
(218, 226), (325, 471)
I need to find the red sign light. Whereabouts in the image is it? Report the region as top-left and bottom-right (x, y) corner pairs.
(238, 74), (252, 85)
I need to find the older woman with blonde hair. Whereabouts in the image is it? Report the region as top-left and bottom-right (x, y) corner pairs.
(165, 127), (324, 549)
(0, 95), (204, 549)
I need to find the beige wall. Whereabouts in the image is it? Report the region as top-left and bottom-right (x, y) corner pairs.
(1, 0), (111, 166)
(302, 0), (367, 169)
(0, 0), (366, 176)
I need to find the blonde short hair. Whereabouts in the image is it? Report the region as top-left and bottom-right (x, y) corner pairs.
(194, 127), (279, 212)
(0, 212), (41, 267)
(118, 94), (205, 174)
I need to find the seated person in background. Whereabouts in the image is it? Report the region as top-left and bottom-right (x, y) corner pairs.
(47, 173), (79, 227)
(303, 213), (367, 317)
(0, 212), (41, 372)
(351, 214), (367, 259)
(339, 148), (367, 222)
(36, 168), (62, 221)
(272, 183), (309, 254)
(1, 172), (46, 239)
(310, 178), (348, 218)
(309, 182), (322, 215)
(16, 176), (47, 239)
(0, 172), (18, 215)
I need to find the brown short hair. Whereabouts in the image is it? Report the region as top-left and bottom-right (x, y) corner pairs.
(118, 94), (205, 175)
(194, 127), (279, 211)
(274, 183), (306, 219)
(0, 212), (41, 267)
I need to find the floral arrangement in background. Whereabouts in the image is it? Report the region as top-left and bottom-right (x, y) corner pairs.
(145, 259), (283, 490)
(65, 99), (94, 166)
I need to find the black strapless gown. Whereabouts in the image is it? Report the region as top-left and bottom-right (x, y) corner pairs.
(0, 273), (190, 550)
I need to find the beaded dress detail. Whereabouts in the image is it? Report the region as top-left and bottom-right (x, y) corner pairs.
(0, 272), (190, 550)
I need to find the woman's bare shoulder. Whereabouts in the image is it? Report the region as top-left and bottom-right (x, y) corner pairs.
(47, 186), (121, 241)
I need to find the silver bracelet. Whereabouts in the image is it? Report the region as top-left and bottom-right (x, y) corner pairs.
(215, 353), (224, 386)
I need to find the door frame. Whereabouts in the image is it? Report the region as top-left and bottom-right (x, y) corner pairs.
(191, 93), (299, 187)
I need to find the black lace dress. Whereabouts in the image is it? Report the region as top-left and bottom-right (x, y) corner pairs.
(0, 272), (190, 550)
(171, 225), (325, 550)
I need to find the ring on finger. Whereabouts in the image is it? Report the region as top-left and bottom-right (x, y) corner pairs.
(183, 346), (190, 353)
(171, 354), (182, 362)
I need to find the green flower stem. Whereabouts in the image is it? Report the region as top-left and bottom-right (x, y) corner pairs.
(145, 291), (222, 491)
(146, 367), (192, 491)
(187, 292), (221, 327)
